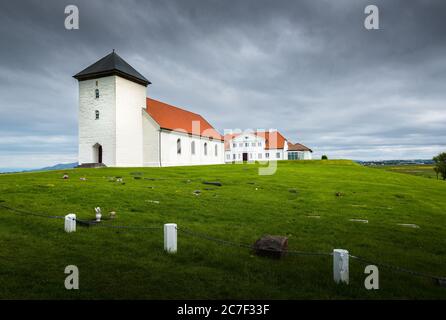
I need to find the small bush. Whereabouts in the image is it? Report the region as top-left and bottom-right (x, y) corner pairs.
(321, 155), (328, 160)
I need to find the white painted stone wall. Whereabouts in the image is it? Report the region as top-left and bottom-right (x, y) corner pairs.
(78, 76), (116, 166)
(115, 76), (146, 167)
(142, 110), (161, 167)
(159, 130), (224, 166)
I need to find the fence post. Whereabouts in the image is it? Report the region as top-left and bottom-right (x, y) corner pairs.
(333, 249), (349, 284)
(64, 213), (76, 233)
(164, 223), (177, 253)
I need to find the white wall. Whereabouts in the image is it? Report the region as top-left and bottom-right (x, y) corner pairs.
(160, 130), (224, 166)
(142, 110), (161, 166)
(302, 151), (312, 160)
(115, 76), (146, 167)
(78, 76), (116, 166)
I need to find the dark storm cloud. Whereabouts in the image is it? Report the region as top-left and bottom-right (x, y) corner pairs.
(0, 0), (446, 167)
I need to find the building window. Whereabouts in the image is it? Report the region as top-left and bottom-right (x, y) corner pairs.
(233, 143), (236, 148)
(251, 142), (255, 147)
(276, 152), (280, 159)
(245, 143), (248, 147)
(95, 110), (99, 120)
(233, 154), (236, 160)
(239, 143), (243, 147)
(204, 142), (208, 156)
(288, 151), (299, 160)
(191, 141), (195, 155)
(266, 153), (269, 158)
(249, 153), (252, 159)
(226, 154), (230, 160)
(215, 144), (218, 156)
(258, 142), (262, 147)
(95, 89), (99, 99)
(258, 153), (262, 159)
(177, 138), (181, 154)
(238, 154), (241, 159)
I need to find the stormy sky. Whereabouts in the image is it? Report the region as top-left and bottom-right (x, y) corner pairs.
(0, 0), (445, 169)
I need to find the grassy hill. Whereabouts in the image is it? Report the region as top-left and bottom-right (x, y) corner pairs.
(0, 160), (445, 299)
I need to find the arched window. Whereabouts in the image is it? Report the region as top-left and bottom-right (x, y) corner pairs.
(95, 110), (99, 120)
(204, 142), (208, 156)
(177, 138), (181, 154)
(214, 144), (218, 156)
(95, 89), (99, 99)
(191, 141), (195, 155)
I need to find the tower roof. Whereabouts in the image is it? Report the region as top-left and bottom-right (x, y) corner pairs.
(73, 51), (151, 86)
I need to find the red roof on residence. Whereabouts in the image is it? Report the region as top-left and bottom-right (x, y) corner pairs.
(287, 142), (313, 152)
(224, 131), (287, 150)
(145, 98), (223, 140)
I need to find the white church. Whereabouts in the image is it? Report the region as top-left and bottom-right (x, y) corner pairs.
(74, 51), (312, 167)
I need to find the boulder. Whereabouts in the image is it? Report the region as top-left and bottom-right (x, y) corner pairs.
(253, 235), (288, 259)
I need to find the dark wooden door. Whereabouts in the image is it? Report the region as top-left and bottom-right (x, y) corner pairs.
(243, 153), (248, 161)
(98, 146), (103, 163)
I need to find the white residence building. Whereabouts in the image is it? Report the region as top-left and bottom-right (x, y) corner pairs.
(74, 51), (312, 167)
(224, 131), (312, 163)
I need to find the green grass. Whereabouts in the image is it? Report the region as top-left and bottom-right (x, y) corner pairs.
(0, 160), (445, 299)
(375, 164), (439, 179)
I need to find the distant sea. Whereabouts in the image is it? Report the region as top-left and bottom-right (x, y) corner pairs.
(0, 162), (78, 174)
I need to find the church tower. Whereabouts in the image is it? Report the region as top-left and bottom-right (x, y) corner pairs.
(73, 51), (150, 167)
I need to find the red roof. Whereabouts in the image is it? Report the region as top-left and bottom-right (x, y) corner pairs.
(145, 98), (223, 140)
(224, 131), (287, 150)
(287, 142), (313, 152)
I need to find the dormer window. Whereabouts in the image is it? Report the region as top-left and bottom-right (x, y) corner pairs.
(95, 110), (99, 120)
(95, 89), (99, 99)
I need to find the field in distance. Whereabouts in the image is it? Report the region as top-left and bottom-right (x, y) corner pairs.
(375, 164), (439, 180)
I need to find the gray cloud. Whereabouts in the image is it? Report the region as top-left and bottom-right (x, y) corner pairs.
(0, 0), (445, 168)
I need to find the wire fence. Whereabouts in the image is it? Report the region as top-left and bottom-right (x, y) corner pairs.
(0, 203), (64, 219)
(0, 203), (444, 283)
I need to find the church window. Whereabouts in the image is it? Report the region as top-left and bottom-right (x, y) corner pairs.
(95, 110), (99, 120)
(215, 144), (218, 156)
(177, 138), (181, 154)
(204, 143), (208, 156)
(95, 89), (99, 99)
(191, 141), (195, 155)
